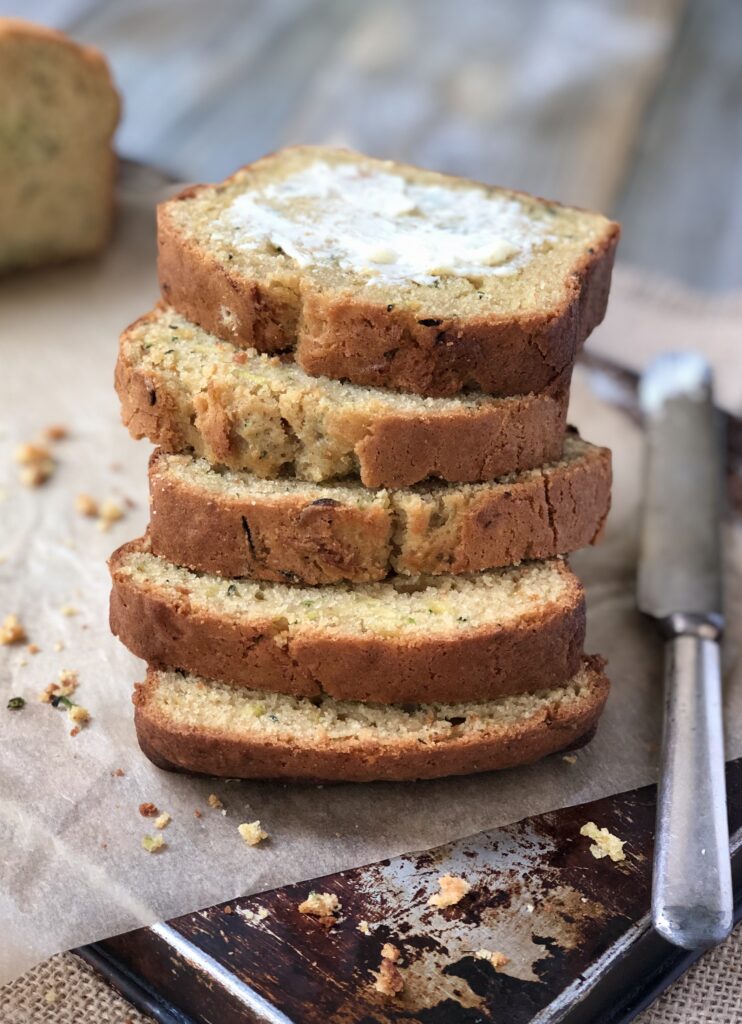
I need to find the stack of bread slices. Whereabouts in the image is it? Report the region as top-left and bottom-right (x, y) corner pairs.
(110, 146), (619, 783)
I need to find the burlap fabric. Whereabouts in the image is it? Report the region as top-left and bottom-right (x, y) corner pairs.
(0, 925), (740, 1022)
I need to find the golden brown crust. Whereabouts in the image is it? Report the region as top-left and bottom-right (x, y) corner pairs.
(148, 452), (394, 584)
(157, 162), (619, 398)
(115, 315), (571, 489)
(132, 657), (610, 782)
(109, 539), (586, 704)
(147, 436), (612, 583)
(353, 383), (570, 488)
(0, 17), (117, 80)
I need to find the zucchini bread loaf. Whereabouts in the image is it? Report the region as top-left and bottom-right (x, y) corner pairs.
(110, 538), (585, 704)
(134, 657), (609, 782)
(116, 307), (571, 489)
(0, 18), (119, 272)
(158, 146), (619, 397)
(148, 430), (611, 583)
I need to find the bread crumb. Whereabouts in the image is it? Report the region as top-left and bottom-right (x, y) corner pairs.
(580, 822), (626, 862)
(237, 906), (269, 924)
(358, 920), (372, 935)
(373, 945), (404, 998)
(23, 462), (54, 487)
(58, 668), (79, 689)
(15, 442), (55, 487)
(562, 754), (577, 764)
(75, 493), (99, 517)
(194, 809), (202, 818)
(69, 726), (80, 737)
(68, 704), (90, 725)
(27, 643), (40, 655)
(60, 605), (78, 617)
(142, 834), (166, 853)
(207, 793), (224, 810)
(298, 891), (340, 927)
(39, 669), (79, 703)
(43, 424), (68, 441)
(112, 768), (125, 777)
(139, 802), (158, 817)
(154, 812), (171, 830)
(238, 821), (268, 846)
(44, 987), (58, 1004)
(97, 499), (125, 531)
(474, 949), (510, 969)
(427, 874), (471, 908)
(53, 641), (64, 652)
(0, 614), (27, 645)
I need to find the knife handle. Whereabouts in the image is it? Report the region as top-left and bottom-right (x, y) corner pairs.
(652, 629), (733, 949)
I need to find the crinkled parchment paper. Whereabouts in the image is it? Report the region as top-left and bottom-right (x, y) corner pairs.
(1, 177), (740, 983)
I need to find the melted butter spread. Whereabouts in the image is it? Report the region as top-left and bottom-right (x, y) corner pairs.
(222, 160), (551, 285)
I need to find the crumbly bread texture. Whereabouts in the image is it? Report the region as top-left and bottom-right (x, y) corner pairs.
(0, 19), (120, 272)
(133, 657), (609, 782)
(116, 307), (570, 489)
(110, 537), (585, 704)
(148, 431), (611, 583)
(158, 146), (619, 397)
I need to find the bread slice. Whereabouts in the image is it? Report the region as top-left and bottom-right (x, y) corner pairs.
(0, 19), (120, 272)
(110, 538), (585, 704)
(157, 146), (619, 397)
(117, 307), (570, 489)
(134, 657), (609, 782)
(148, 430), (611, 584)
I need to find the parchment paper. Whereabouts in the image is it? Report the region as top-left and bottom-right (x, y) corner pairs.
(1, 178), (740, 984)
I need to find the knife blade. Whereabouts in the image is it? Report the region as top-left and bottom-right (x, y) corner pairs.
(638, 352), (723, 622)
(638, 351), (732, 950)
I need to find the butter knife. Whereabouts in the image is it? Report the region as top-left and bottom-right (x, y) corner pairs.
(638, 352), (732, 949)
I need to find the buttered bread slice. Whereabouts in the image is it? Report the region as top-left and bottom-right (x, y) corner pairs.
(158, 146), (619, 397)
(117, 307), (569, 489)
(134, 657), (609, 782)
(149, 431), (611, 584)
(110, 538), (585, 705)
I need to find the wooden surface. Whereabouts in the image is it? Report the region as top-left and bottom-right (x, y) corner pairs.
(3, 0), (742, 290)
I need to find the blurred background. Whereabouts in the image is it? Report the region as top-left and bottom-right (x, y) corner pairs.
(2, 0), (741, 290)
